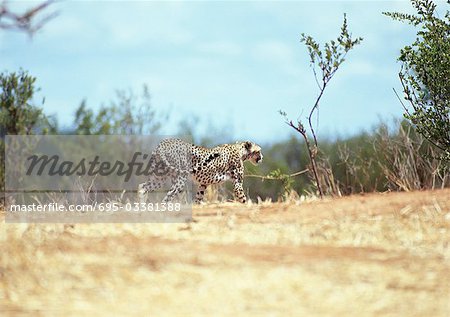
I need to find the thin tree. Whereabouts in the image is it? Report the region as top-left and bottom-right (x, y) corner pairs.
(281, 14), (362, 198)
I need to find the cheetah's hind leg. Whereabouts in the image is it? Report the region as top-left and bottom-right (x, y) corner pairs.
(162, 173), (188, 203)
(138, 176), (165, 204)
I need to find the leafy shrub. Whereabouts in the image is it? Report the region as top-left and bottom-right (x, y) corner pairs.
(384, 0), (450, 160)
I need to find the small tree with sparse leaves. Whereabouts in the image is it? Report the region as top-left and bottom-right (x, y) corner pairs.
(281, 14), (362, 198)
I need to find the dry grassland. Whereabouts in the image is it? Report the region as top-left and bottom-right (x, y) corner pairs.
(1, 189), (450, 316)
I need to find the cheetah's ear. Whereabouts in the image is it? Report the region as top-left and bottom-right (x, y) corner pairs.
(244, 141), (252, 150)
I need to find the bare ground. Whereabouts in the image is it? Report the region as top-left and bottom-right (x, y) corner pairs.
(1, 189), (450, 316)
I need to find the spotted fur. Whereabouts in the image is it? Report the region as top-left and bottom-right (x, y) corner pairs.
(138, 138), (263, 203)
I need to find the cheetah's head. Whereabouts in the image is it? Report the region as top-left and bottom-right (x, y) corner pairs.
(241, 141), (263, 165)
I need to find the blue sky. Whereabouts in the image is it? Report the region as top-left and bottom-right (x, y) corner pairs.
(1, 1), (428, 143)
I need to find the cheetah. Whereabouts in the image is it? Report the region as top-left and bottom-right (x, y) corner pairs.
(138, 138), (263, 203)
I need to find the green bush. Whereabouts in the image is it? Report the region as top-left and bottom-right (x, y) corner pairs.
(384, 0), (450, 160)
(0, 70), (55, 200)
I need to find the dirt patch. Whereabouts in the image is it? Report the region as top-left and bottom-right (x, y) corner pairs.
(1, 189), (449, 316)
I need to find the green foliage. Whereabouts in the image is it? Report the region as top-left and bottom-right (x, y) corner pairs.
(267, 168), (295, 196)
(0, 70), (55, 135)
(0, 69), (56, 198)
(384, 0), (450, 160)
(73, 85), (163, 135)
(301, 14), (363, 89)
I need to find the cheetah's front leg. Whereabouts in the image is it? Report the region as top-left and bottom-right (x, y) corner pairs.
(195, 184), (208, 203)
(233, 178), (246, 203)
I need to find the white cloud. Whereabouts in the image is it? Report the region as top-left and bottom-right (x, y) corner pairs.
(254, 40), (294, 62)
(197, 41), (242, 56)
(342, 59), (377, 76)
(42, 15), (86, 39)
(99, 2), (194, 48)
(252, 40), (302, 77)
(35, 1), (194, 51)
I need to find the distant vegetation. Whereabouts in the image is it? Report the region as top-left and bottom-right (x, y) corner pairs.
(245, 120), (448, 201)
(1, 69), (447, 202)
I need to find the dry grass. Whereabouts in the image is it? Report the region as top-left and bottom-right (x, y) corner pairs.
(1, 189), (450, 316)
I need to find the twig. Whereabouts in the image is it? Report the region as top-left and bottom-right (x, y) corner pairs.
(0, 0), (57, 36)
(396, 75), (448, 153)
(245, 168), (309, 180)
(392, 87), (409, 113)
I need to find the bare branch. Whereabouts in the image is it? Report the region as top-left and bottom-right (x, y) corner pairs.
(392, 87), (409, 113)
(0, 0), (57, 36)
(245, 168), (309, 180)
